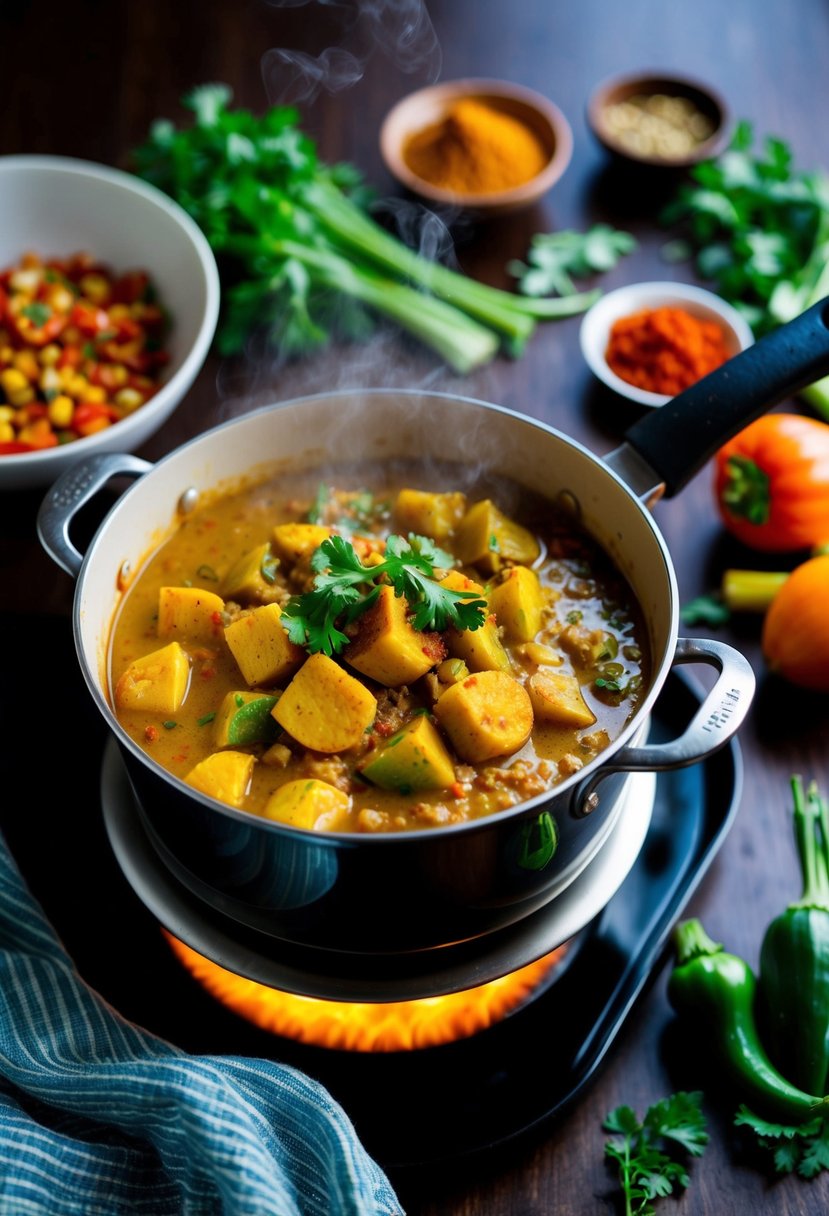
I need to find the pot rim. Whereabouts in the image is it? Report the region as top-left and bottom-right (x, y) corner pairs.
(72, 386), (679, 842)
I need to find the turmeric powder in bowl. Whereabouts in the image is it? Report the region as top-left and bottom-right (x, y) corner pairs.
(381, 80), (572, 216)
(402, 97), (549, 196)
(605, 305), (731, 397)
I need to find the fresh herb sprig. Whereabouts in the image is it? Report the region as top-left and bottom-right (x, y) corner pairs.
(735, 1107), (829, 1178)
(282, 533), (487, 656)
(509, 223), (637, 298)
(603, 1092), (709, 1216)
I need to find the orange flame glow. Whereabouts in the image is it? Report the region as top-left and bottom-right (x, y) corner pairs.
(164, 932), (566, 1052)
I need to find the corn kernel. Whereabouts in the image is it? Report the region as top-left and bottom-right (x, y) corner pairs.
(7, 386), (35, 407)
(47, 394), (74, 428)
(0, 422), (14, 443)
(1, 367), (29, 395)
(39, 344), (61, 366)
(0, 406), (14, 424)
(83, 384), (107, 403)
(107, 364), (129, 387)
(114, 387), (144, 411)
(65, 374), (90, 399)
(13, 350), (40, 382)
(79, 273), (110, 305)
(0, 346), (13, 365)
(108, 304), (130, 321)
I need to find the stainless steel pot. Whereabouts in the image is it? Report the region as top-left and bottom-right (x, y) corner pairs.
(38, 298), (829, 956)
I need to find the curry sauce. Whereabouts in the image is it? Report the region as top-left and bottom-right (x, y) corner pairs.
(109, 461), (649, 832)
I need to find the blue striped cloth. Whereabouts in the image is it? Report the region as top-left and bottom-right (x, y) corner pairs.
(0, 829), (404, 1215)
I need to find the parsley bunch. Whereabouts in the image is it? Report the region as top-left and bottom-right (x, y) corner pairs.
(282, 533), (487, 656)
(603, 1092), (708, 1216)
(132, 84), (599, 373)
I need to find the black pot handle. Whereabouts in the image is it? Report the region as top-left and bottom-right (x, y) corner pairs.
(607, 295), (829, 498)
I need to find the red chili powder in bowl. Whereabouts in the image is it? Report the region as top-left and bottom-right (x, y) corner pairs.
(605, 305), (730, 396)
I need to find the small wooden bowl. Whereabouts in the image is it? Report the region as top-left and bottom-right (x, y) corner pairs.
(587, 70), (731, 170)
(380, 78), (573, 217)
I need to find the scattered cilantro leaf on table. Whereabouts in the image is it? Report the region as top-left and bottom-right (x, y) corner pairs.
(680, 592), (731, 627)
(508, 224), (637, 297)
(735, 1107), (829, 1179)
(603, 1091), (708, 1216)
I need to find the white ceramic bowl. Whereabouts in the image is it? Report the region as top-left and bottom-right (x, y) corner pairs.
(0, 155), (220, 490)
(579, 280), (754, 408)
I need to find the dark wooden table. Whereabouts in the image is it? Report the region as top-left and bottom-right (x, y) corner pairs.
(2, 1), (829, 1212)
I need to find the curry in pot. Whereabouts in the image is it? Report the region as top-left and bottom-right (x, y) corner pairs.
(109, 461), (649, 833)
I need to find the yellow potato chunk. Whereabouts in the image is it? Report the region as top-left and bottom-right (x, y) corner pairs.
(489, 566), (545, 643)
(434, 670), (533, 763)
(224, 603), (305, 687)
(221, 543), (277, 603)
(527, 669), (597, 728)
(271, 523), (331, 565)
(273, 653), (377, 753)
(359, 714), (456, 792)
(114, 642), (190, 714)
(440, 570), (510, 673)
(184, 750), (254, 807)
(263, 778), (351, 831)
(393, 489), (467, 542)
(157, 586), (225, 643)
(454, 499), (540, 576)
(345, 585), (445, 687)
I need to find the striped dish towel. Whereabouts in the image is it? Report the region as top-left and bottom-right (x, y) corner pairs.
(0, 828), (404, 1216)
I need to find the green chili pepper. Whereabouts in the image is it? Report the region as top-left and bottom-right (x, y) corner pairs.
(757, 776), (829, 1096)
(668, 918), (829, 1125)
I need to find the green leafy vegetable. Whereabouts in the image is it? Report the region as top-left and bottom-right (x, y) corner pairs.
(680, 592), (731, 627)
(509, 223), (637, 297)
(132, 84), (600, 373)
(735, 1107), (829, 1178)
(603, 1092), (708, 1215)
(282, 533), (487, 656)
(660, 121), (829, 418)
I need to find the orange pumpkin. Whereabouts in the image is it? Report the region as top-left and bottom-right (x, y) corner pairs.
(762, 554), (829, 691)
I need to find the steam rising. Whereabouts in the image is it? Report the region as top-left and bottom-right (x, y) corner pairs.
(213, 1), (496, 424)
(261, 0), (441, 105)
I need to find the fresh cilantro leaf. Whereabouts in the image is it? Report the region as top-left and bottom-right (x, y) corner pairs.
(604, 1092), (708, 1215)
(735, 1105), (829, 1179)
(509, 224), (637, 298)
(281, 533), (487, 656)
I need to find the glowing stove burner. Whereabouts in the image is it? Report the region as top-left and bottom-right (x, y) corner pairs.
(165, 931), (567, 1052)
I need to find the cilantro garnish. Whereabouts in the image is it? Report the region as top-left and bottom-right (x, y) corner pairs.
(604, 1092), (708, 1215)
(281, 533), (487, 657)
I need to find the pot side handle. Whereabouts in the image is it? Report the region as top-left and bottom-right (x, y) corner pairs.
(604, 295), (829, 500)
(574, 636), (755, 818)
(37, 452), (151, 578)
